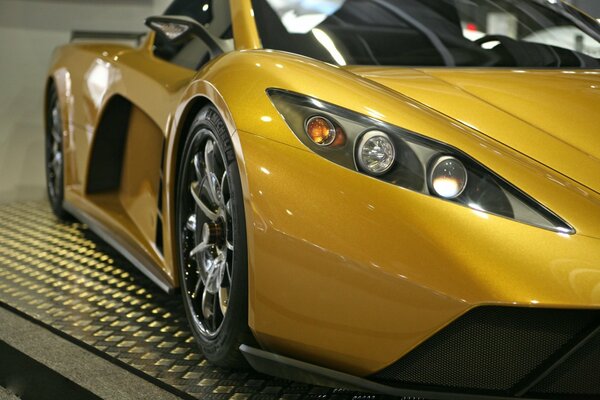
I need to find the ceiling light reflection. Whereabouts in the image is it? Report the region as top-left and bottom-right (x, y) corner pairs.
(312, 28), (346, 66)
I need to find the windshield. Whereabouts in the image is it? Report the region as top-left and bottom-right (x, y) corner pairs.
(252, 0), (600, 68)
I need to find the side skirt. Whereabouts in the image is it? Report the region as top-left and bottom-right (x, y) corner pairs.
(64, 201), (175, 294)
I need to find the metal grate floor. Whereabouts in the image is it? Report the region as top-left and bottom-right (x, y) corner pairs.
(0, 202), (397, 400)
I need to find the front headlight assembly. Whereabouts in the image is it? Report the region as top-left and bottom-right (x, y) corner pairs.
(268, 89), (574, 234)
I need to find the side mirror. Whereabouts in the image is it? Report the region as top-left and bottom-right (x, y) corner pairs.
(145, 15), (232, 57)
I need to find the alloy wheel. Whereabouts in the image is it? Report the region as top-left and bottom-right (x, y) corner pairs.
(180, 132), (235, 338)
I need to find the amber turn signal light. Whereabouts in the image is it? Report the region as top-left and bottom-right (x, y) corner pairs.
(305, 116), (342, 146)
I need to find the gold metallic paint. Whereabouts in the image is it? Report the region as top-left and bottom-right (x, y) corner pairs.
(45, 0), (600, 377)
(348, 67), (600, 194)
(231, 0), (261, 50)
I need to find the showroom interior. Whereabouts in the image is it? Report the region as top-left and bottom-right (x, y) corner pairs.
(1, 0), (600, 399)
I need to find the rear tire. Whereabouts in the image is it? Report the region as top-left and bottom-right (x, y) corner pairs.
(176, 105), (253, 368)
(45, 84), (70, 220)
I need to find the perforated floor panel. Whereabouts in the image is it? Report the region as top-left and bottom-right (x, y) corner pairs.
(0, 202), (398, 400)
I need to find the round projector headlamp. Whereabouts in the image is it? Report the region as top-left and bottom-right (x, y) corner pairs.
(356, 130), (396, 176)
(429, 156), (468, 199)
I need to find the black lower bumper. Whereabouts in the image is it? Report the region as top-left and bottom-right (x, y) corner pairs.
(242, 306), (600, 400)
(241, 344), (527, 400)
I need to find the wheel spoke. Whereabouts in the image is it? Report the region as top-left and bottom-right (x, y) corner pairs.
(192, 273), (203, 299)
(51, 152), (62, 175)
(193, 154), (203, 181)
(204, 140), (216, 179)
(220, 171), (229, 208)
(52, 108), (61, 136)
(215, 255), (227, 289)
(190, 181), (218, 221)
(205, 172), (221, 206)
(202, 288), (214, 319)
(190, 239), (210, 257)
(52, 126), (62, 143)
(203, 140), (224, 206)
(186, 214), (197, 231)
(205, 256), (221, 293)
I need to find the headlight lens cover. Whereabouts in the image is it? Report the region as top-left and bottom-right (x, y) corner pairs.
(356, 130), (396, 176)
(268, 89), (574, 234)
(429, 156), (468, 199)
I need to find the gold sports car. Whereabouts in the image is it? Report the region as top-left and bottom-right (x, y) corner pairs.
(45, 0), (600, 398)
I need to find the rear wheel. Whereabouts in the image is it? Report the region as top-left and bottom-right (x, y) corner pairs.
(176, 105), (252, 368)
(45, 85), (70, 220)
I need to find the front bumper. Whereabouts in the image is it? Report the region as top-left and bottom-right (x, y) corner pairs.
(237, 130), (600, 377)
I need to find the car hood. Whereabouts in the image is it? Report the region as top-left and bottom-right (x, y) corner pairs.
(345, 67), (600, 194)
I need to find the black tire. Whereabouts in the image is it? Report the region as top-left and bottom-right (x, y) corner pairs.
(45, 84), (70, 220)
(176, 105), (253, 368)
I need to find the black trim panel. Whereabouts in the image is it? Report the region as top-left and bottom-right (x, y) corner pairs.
(71, 31), (146, 44)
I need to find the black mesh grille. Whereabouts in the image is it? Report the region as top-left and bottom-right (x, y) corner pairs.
(531, 332), (600, 398)
(371, 307), (600, 396)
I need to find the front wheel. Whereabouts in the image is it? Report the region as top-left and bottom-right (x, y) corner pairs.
(176, 105), (252, 368)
